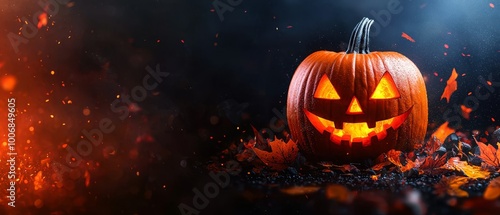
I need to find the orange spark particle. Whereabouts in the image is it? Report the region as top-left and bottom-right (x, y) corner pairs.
(34, 171), (43, 190)
(460, 105), (473, 120)
(37, 13), (48, 29)
(34, 199), (44, 208)
(1, 75), (17, 91)
(83, 108), (91, 116)
(84, 170), (91, 187)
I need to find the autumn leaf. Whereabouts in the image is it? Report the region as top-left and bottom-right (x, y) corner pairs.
(253, 138), (299, 171)
(434, 176), (469, 197)
(280, 186), (320, 196)
(418, 153), (447, 173)
(431, 122), (455, 144)
(371, 161), (392, 171)
(251, 125), (267, 146)
(484, 177), (500, 200)
(475, 138), (500, 167)
(440, 68), (459, 103)
(331, 164), (359, 173)
(443, 157), (490, 179)
(401, 32), (416, 42)
(387, 149), (415, 172)
(325, 184), (352, 203)
(387, 149), (403, 166)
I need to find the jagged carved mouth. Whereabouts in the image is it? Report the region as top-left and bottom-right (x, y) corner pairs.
(304, 107), (412, 147)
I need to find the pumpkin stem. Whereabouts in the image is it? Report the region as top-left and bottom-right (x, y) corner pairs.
(346, 17), (374, 54)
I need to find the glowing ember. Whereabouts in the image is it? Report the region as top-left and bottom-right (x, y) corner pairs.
(1, 75), (17, 91)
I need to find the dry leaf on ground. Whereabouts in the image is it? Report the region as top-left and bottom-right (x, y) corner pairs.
(484, 177), (500, 200)
(434, 176), (469, 197)
(253, 138), (299, 171)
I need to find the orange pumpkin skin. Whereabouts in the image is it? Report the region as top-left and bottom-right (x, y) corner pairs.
(287, 18), (428, 162)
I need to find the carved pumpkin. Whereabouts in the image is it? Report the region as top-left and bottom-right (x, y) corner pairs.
(287, 18), (428, 162)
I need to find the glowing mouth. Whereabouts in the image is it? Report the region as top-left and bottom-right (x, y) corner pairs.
(304, 107), (412, 147)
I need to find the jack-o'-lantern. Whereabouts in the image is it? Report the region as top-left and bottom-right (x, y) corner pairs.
(287, 17), (428, 162)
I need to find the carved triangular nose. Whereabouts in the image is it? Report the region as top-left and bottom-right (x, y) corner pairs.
(346, 96), (363, 115)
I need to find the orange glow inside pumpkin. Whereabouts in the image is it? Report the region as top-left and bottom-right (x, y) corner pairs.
(304, 107), (411, 146)
(314, 74), (340, 100)
(346, 97), (363, 114)
(370, 72), (400, 99)
(306, 71), (411, 146)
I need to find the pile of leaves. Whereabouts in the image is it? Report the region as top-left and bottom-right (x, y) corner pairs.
(212, 125), (500, 200)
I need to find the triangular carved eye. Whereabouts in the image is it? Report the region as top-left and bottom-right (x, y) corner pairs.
(370, 72), (400, 100)
(314, 74), (340, 100)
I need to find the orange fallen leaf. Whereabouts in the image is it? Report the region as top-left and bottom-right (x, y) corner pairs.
(386, 149), (415, 172)
(461, 105), (473, 120)
(484, 177), (500, 200)
(431, 122), (455, 144)
(443, 157), (490, 179)
(387, 149), (403, 166)
(440, 68), (458, 103)
(331, 164), (359, 173)
(325, 184), (352, 203)
(434, 176), (469, 197)
(418, 153), (447, 172)
(251, 125), (267, 147)
(475, 138), (500, 167)
(401, 32), (416, 42)
(253, 138), (299, 171)
(280, 186), (320, 196)
(371, 161), (392, 171)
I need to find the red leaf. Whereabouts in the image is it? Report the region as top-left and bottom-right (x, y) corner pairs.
(253, 138), (299, 171)
(440, 68), (459, 103)
(475, 138), (500, 167)
(418, 153), (447, 172)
